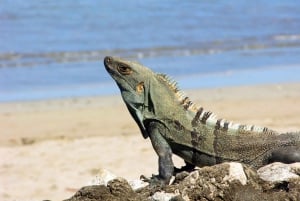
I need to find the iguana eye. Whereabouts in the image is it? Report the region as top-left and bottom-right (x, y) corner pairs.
(117, 64), (132, 75)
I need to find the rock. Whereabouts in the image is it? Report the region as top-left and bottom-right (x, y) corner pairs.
(128, 179), (149, 191)
(180, 162), (248, 200)
(149, 191), (180, 201)
(88, 169), (149, 191)
(63, 185), (115, 201)
(223, 162), (247, 185)
(107, 177), (138, 199)
(87, 168), (117, 186)
(258, 162), (300, 182)
(65, 178), (141, 201)
(65, 162), (300, 201)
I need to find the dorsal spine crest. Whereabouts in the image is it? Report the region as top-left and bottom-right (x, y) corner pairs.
(157, 73), (277, 135)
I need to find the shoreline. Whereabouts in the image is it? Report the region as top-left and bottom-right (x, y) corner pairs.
(1, 82), (300, 200)
(1, 64), (300, 103)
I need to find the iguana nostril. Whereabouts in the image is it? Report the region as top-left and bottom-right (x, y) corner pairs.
(104, 56), (112, 65)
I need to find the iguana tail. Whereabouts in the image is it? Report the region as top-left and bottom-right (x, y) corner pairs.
(268, 132), (300, 164)
(269, 146), (300, 163)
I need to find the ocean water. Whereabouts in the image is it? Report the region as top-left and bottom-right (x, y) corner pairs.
(0, 0), (300, 102)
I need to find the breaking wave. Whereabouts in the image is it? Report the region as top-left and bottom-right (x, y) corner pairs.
(1, 34), (300, 68)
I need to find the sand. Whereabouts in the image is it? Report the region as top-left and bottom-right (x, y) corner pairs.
(0, 83), (300, 201)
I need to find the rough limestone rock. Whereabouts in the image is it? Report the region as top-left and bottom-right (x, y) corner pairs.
(257, 162), (300, 182)
(222, 162), (247, 185)
(64, 162), (300, 201)
(64, 177), (141, 201)
(87, 169), (117, 186)
(149, 191), (180, 201)
(128, 179), (149, 191)
(88, 168), (148, 191)
(179, 162), (249, 200)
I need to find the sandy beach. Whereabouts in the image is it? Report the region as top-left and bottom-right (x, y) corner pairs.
(1, 83), (300, 201)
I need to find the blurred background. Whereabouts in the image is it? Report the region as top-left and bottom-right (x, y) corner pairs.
(1, 0), (300, 102)
(1, 1), (300, 200)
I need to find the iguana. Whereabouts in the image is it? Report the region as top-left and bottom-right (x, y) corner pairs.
(103, 56), (300, 185)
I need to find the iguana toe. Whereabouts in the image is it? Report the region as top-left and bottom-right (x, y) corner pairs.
(140, 174), (169, 187)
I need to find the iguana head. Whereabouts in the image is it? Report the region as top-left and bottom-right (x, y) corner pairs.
(104, 56), (152, 95)
(104, 56), (155, 138)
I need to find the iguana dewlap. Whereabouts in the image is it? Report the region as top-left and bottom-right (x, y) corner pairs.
(104, 56), (300, 185)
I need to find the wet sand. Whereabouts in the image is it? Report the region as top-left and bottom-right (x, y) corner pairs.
(0, 83), (300, 201)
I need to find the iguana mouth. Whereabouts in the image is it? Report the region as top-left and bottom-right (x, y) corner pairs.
(104, 56), (115, 73)
(104, 56), (136, 92)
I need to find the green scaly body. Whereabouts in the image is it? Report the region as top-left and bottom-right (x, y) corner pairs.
(104, 56), (300, 185)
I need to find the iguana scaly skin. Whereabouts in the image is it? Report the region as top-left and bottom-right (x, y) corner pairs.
(104, 56), (300, 185)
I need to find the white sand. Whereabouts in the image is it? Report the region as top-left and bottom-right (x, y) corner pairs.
(0, 83), (300, 201)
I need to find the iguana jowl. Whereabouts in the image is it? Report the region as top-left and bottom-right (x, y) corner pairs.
(104, 56), (300, 185)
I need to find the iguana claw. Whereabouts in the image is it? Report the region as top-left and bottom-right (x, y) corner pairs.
(140, 174), (150, 182)
(140, 174), (168, 187)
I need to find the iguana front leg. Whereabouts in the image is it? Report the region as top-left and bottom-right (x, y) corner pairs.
(146, 121), (174, 186)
